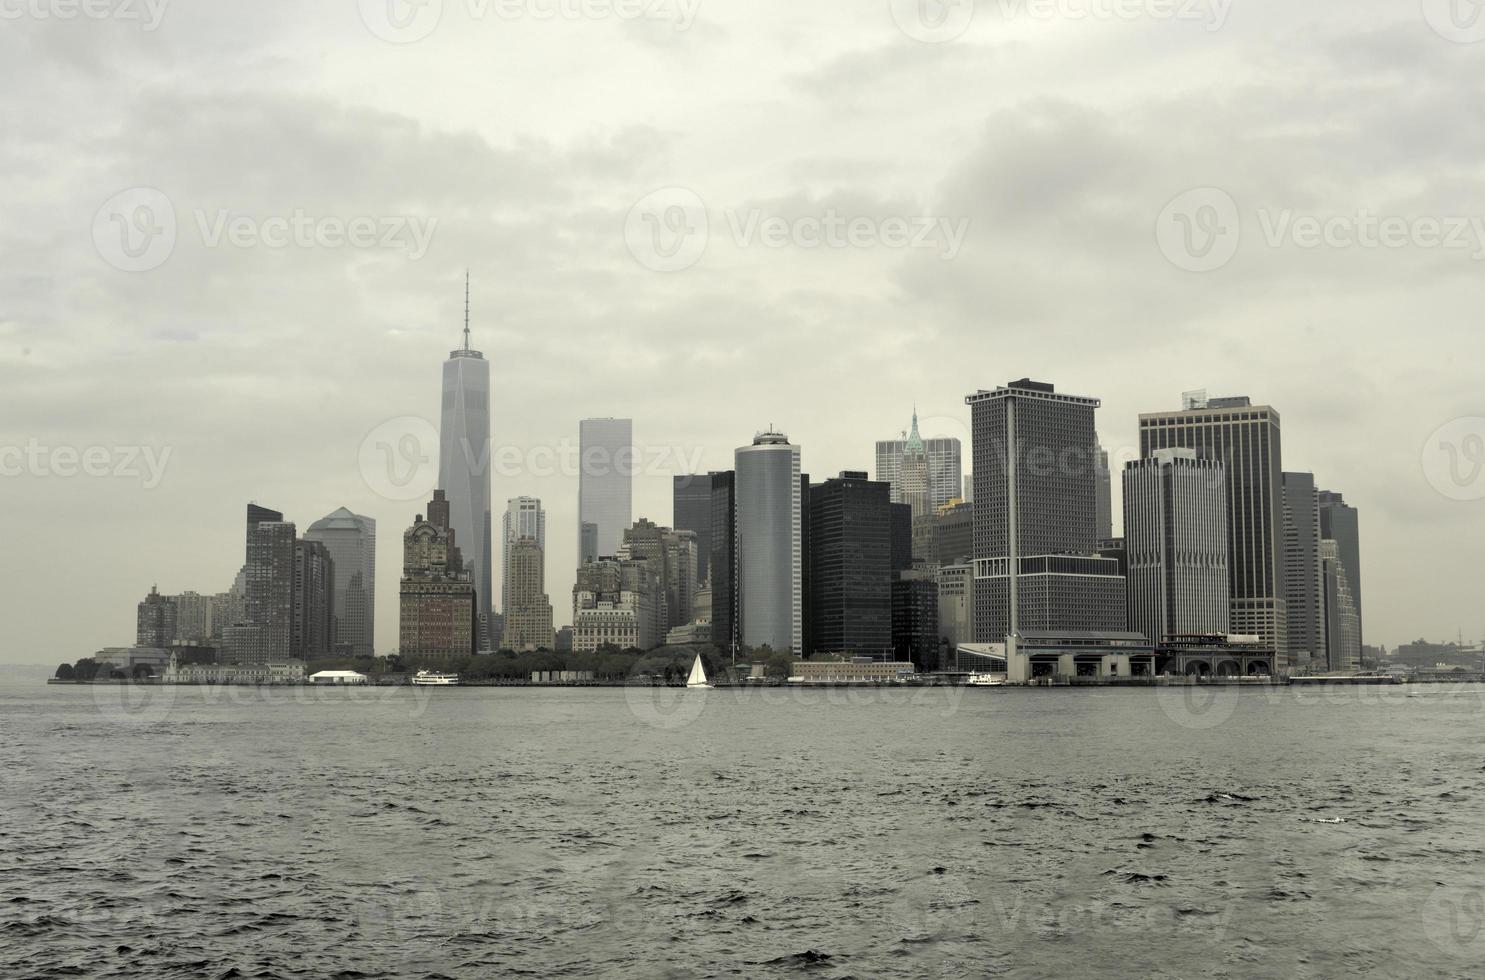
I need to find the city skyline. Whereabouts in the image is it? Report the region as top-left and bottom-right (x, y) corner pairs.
(26, 371), (1473, 662)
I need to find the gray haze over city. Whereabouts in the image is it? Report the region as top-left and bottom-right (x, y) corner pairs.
(3, 0), (1483, 663)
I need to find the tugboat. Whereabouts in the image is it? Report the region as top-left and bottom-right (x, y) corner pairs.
(411, 669), (461, 687)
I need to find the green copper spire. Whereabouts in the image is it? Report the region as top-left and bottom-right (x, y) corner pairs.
(905, 405), (925, 454)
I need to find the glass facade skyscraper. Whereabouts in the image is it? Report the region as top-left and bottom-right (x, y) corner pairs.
(439, 302), (492, 627)
(578, 418), (633, 562)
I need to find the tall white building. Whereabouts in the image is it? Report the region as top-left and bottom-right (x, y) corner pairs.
(501, 496), (546, 615)
(305, 507), (377, 657)
(438, 277), (492, 626)
(578, 418), (633, 562)
(735, 430), (802, 653)
(875, 410), (962, 512)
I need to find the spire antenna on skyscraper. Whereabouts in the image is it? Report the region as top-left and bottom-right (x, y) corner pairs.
(463, 269), (471, 352)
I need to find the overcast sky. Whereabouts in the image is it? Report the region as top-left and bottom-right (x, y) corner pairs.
(3, 0), (1483, 662)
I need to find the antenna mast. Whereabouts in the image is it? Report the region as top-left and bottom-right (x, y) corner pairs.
(463, 269), (471, 351)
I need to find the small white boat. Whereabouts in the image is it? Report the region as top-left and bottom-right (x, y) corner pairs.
(411, 669), (460, 687)
(966, 672), (1007, 687)
(685, 655), (712, 689)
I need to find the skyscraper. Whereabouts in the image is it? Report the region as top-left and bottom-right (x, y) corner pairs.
(1318, 490), (1362, 648)
(1123, 449), (1230, 644)
(439, 276), (493, 627)
(672, 474), (714, 585)
(1281, 473), (1327, 667)
(501, 496), (546, 615)
(400, 490), (477, 658)
(1094, 443), (1113, 541)
(579, 418), (634, 562)
(1321, 539), (1361, 672)
(244, 504), (295, 661)
(966, 380), (1125, 642)
(136, 586), (177, 647)
(1139, 395), (1288, 662)
(735, 431), (803, 653)
(291, 538), (335, 659)
(501, 536), (553, 652)
(623, 518), (697, 635)
(875, 410), (962, 513)
(709, 471), (737, 656)
(807, 472), (892, 658)
(305, 507), (377, 657)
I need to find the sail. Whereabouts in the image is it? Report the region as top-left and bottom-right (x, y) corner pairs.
(686, 655), (709, 687)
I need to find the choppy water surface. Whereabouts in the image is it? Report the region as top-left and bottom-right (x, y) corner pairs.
(3, 672), (1484, 978)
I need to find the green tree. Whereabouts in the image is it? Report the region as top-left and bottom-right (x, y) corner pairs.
(54, 663), (75, 681)
(73, 658), (100, 682)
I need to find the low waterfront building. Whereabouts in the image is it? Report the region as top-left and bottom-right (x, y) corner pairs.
(1156, 633), (1276, 677)
(163, 654), (306, 684)
(93, 646), (173, 678)
(1005, 631), (1156, 682)
(308, 670), (369, 685)
(790, 659), (917, 684)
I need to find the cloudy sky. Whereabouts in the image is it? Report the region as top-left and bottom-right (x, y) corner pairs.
(3, 0), (1483, 662)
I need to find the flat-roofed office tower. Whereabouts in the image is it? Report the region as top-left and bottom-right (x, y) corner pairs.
(965, 380), (1126, 642)
(875, 409), (962, 513)
(735, 431), (803, 653)
(807, 472), (892, 658)
(579, 418), (634, 562)
(672, 474), (714, 585)
(1123, 449), (1230, 644)
(501, 536), (553, 652)
(1318, 490), (1362, 647)
(501, 496), (546, 615)
(305, 508), (376, 657)
(1139, 394), (1288, 663)
(439, 276), (492, 626)
(1281, 473), (1327, 668)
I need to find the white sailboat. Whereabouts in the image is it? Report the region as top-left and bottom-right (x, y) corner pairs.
(686, 654), (712, 689)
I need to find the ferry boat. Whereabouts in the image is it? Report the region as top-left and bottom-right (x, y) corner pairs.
(411, 669), (461, 687)
(966, 672), (1008, 687)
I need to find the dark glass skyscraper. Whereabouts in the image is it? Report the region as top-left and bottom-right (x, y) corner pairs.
(807, 472), (891, 658)
(1281, 473), (1326, 666)
(672, 474), (713, 585)
(709, 471), (737, 657)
